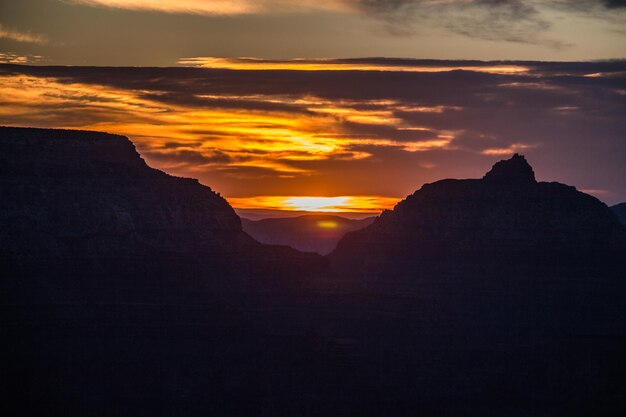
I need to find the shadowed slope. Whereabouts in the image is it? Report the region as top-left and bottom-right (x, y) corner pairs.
(612, 202), (626, 227)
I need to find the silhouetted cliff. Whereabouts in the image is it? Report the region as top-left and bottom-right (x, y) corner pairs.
(3, 133), (625, 416)
(0, 127), (242, 259)
(325, 154), (626, 415)
(0, 127), (325, 301)
(331, 154), (626, 283)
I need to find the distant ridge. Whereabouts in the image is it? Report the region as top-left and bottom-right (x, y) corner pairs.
(242, 214), (375, 255)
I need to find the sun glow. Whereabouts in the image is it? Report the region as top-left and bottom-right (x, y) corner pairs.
(228, 195), (400, 213)
(317, 220), (339, 229)
(0, 73), (455, 178)
(0, 69), (457, 207)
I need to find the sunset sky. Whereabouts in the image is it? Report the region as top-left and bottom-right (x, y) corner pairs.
(1, 1), (625, 213)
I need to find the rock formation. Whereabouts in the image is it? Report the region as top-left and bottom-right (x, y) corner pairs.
(3, 132), (625, 416)
(0, 127), (240, 259)
(0, 127), (325, 301)
(331, 153), (626, 284)
(326, 154), (626, 415)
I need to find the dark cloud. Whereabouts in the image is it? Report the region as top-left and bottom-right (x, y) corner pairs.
(340, 121), (438, 142)
(137, 91), (311, 115)
(602, 0), (626, 8)
(347, 0), (625, 46)
(144, 149), (233, 165)
(348, 1), (552, 43)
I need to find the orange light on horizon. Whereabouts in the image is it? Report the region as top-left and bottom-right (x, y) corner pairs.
(178, 57), (530, 75)
(227, 195), (401, 213)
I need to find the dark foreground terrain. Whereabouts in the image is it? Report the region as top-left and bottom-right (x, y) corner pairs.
(2, 127), (626, 416)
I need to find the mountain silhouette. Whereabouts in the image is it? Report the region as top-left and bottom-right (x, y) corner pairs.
(331, 153), (626, 284)
(327, 154), (626, 415)
(242, 214), (374, 255)
(3, 130), (626, 417)
(0, 127), (241, 259)
(0, 126), (325, 302)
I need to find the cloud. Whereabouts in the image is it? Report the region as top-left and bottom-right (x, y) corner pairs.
(349, 1), (625, 47)
(0, 52), (44, 64)
(0, 24), (48, 44)
(481, 142), (537, 155)
(347, 1), (569, 45)
(145, 149), (233, 165)
(178, 57), (530, 74)
(443, 1), (551, 43)
(62, 0), (626, 16)
(65, 0), (349, 15)
(604, 0), (626, 7)
(61, 0), (626, 48)
(0, 59), (625, 203)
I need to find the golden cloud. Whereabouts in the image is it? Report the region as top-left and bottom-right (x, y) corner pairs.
(0, 73), (454, 187)
(66, 0), (350, 15)
(481, 143), (536, 156)
(179, 57), (529, 75)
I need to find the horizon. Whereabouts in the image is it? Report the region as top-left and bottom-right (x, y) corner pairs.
(2, 59), (626, 210)
(2, 122), (624, 218)
(2, 122), (625, 217)
(2, 1), (626, 210)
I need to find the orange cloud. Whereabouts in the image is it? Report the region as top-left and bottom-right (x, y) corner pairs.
(179, 57), (530, 75)
(67, 0), (349, 15)
(1, 61), (625, 207)
(481, 143), (536, 156)
(0, 74), (454, 182)
(0, 53), (43, 64)
(0, 25), (47, 44)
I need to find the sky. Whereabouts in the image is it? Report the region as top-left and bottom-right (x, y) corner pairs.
(1, 1), (625, 213)
(1, 1), (626, 64)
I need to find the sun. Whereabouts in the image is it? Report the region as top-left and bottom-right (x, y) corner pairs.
(228, 195), (400, 213)
(284, 197), (350, 212)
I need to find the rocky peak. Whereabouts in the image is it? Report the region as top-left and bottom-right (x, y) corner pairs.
(331, 153), (626, 283)
(482, 153), (536, 185)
